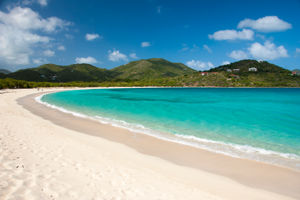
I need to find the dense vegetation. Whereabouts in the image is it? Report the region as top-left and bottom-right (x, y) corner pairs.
(111, 58), (195, 80)
(209, 59), (290, 73)
(4, 64), (113, 82)
(0, 59), (299, 89)
(2, 58), (195, 82)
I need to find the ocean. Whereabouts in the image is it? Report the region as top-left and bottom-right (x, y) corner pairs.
(39, 88), (300, 170)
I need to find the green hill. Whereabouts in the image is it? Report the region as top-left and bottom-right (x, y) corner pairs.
(1, 59), (300, 88)
(111, 58), (195, 80)
(170, 59), (299, 87)
(6, 64), (112, 82)
(4, 58), (194, 82)
(209, 59), (289, 73)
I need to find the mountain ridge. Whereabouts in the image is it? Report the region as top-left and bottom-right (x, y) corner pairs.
(3, 58), (194, 82)
(1, 59), (300, 88)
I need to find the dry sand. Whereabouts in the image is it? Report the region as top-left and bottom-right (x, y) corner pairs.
(0, 88), (299, 200)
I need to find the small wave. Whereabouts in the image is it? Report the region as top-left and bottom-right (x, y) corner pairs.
(36, 94), (300, 170)
(35, 94), (91, 119)
(174, 134), (300, 160)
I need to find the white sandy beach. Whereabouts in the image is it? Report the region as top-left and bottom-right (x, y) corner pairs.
(0, 88), (299, 200)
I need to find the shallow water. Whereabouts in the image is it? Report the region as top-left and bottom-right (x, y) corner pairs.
(40, 88), (300, 169)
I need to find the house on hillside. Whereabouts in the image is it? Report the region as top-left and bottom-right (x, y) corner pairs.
(248, 67), (257, 72)
(227, 69), (232, 72)
(291, 70), (300, 76)
(233, 69), (240, 72)
(201, 72), (208, 76)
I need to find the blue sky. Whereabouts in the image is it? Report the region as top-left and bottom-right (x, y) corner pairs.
(0, 0), (300, 71)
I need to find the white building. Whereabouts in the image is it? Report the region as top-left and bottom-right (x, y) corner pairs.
(248, 67), (257, 72)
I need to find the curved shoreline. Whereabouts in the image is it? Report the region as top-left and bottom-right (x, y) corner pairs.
(17, 88), (300, 199)
(37, 90), (300, 171)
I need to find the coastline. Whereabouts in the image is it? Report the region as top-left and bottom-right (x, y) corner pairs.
(1, 88), (299, 199)
(35, 88), (300, 170)
(19, 88), (300, 199)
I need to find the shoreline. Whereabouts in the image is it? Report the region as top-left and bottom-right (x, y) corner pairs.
(36, 89), (300, 171)
(18, 88), (300, 199)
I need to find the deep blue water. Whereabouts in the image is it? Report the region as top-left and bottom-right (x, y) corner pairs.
(40, 88), (300, 169)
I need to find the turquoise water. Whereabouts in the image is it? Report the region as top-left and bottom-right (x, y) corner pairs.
(40, 88), (300, 169)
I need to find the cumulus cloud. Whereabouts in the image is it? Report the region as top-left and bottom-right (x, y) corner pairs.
(37, 0), (48, 6)
(238, 16), (292, 32)
(0, 7), (70, 32)
(33, 58), (47, 64)
(248, 41), (288, 60)
(75, 56), (98, 64)
(222, 61), (230, 65)
(43, 50), (55, 57)
(141, 41), (151, 47)
(203, 44), (212, 53)
(0, 23), (50, 66)
(57, 45), (65, 51)
(209, 29), (254, 41)
(0, 6), (70, 67)
(108, 50), (128, 62)
(85, 33), (101, 41)
(129, 53), (138, 59)
(186, 60), (214, 70)
(22, 0), (48, 7)
(229, 50), (248, 60)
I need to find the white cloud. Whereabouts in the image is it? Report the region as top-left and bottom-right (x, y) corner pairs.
(141, 41), (151, 47)
(0, 23), (50, 66)
(238, 16), (292, 32)
(209, 29), (254, 41)
(75, 56), (98, 64)
(0, 7), (70, 32)
(0, 6), (70, 67)
(203, 44), (212, 53)
(248, 41), (288, 60)
(33, 58), (46, 64)
(222, 61), (230, 65)
(129, 53), (138, 59)
(33, 58), (41, 64)
(57, 45), (65, 51)
(229, 50), (248, 60)
(65, 34), (73, 39)
(180, 44), (199, 52)
(37, 0), (48, 6)
(108, 50), (128, 62)
(43, 50), (54, 57)
(180, 44), (189, 52)
(296, 48), (300, 54)
(22, 0), (48, 6)
(186, 60), (214, 70)
(85, 33), (101, 41)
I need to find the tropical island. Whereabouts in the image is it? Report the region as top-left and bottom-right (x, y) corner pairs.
(0, 59), (300, 89)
